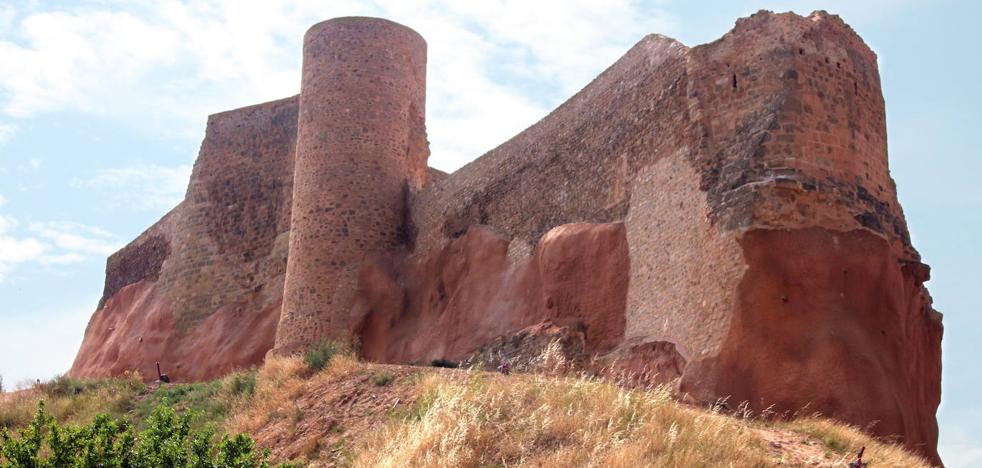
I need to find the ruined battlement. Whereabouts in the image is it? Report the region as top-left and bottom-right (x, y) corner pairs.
(688, 10), (912, 256)
(71, 11), (942, 463)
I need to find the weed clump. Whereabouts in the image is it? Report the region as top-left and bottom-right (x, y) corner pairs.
(372, 371), (394, 387)
(305, 340), (343, 372)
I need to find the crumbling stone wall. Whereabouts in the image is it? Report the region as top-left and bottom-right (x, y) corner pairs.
(72, 96), (298, 381)
(684, 11), (913, 256)
(100, 230), (172, 309)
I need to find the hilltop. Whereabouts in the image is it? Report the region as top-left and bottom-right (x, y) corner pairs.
(3, 351), (931, 467)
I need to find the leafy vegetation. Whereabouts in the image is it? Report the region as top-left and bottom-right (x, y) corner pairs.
(0, 401), (273, 467)
(304, 340), (344, 372)
(0, 373), (145, 431)
(371, 370), (394, 387)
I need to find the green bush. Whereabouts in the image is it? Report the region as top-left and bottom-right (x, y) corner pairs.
(0, 400), (276, 467)
(134, 380), (228, 432)
(304, 340), (342, 372)
(226, 371), (257, 398)
(372, 371), (394, 387)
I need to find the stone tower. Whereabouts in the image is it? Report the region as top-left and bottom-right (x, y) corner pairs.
(273, 17), (429, 355)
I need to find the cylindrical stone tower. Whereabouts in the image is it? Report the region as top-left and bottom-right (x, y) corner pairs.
(274, 17), (428, 355)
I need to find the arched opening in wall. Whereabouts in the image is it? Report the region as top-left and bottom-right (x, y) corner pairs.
(732, 74), (737, 90)
(799, 48), (804, 55)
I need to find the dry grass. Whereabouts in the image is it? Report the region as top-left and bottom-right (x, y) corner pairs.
(2, 348), (931, 467)
(226, 351), (361, 436)
(0, 373), (145, 430)
(781, 417), (928, 467)
(226, 355), (307, 435)
(353, 371), (774, 468)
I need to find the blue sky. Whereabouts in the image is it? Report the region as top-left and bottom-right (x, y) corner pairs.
(0, 0), (978, 464)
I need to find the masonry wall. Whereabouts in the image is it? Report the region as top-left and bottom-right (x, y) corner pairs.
(396, 11), (939, 462)
(683, 11), (911, 254)
(158, 96), (297, 328)
(275, 17), (428, 355)
(411, 34), (691, 255)
(71, 96), (298, 381)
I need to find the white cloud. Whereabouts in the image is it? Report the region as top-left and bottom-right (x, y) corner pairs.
(0, 0), (675, 170)
(0, 194), (6, 206)
(29, 221), (119, 256)
(0, 214), (47, 281)
(71, 164), (192, 211)
(0, 214), (120, 282)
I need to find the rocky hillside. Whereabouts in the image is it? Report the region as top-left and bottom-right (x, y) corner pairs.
(2, 351), (932, 467)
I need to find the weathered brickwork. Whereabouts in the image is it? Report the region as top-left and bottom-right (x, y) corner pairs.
(275, 17), (428, 355)
(624, 153), (746, 360)
(684, 12), (914, 258)
(72, 96), (298, 380)
(412, 35), (690, 253)
(73, 11), (942, 463)
(100, 230), (172, 309)
(159, 96), (297, 328)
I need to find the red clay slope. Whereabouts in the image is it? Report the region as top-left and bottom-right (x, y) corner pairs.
(70, 280), (279, 382)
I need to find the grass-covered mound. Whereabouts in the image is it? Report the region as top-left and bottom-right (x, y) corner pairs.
(0, 344), (931, 467)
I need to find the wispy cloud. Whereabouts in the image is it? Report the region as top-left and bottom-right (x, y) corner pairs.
(0, 0), (675, 170)
(71, 164), (192, 211)
(29, 221), (119, 256)
(0, 214), (47, 281)
(0, 214), (121, 282)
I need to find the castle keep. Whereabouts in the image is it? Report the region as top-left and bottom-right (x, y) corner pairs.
(70, 11), (943, 462)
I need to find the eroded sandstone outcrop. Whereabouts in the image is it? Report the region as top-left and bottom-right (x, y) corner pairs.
(353, 222), (629, 363)
(71, 10), (942, 464)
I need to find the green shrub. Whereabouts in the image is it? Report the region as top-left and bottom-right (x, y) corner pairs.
(46, 375), (90, 397)
(0, 400), (275, 467)
(372, 371), (394, 387)
(226, 371), (258, 398)
(304, 340), (342, 372)
(134, 380), (228, 432)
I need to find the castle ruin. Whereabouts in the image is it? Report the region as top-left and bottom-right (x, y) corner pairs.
(70, 11), (943, 462)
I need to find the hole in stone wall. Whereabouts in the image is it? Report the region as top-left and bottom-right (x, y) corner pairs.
(799, 48), (804, 55)
(854, 81), (858, 96)
(732, 74), (737, 89)
(825, 57), (830, 64)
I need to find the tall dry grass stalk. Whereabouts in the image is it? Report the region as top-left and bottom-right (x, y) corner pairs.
(226, 355), (307, 434)
(353, 371), (774, 468)
(782, 417), (928, 467)
(0, 373), (145, 430)
(225, 351), (361, 435)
